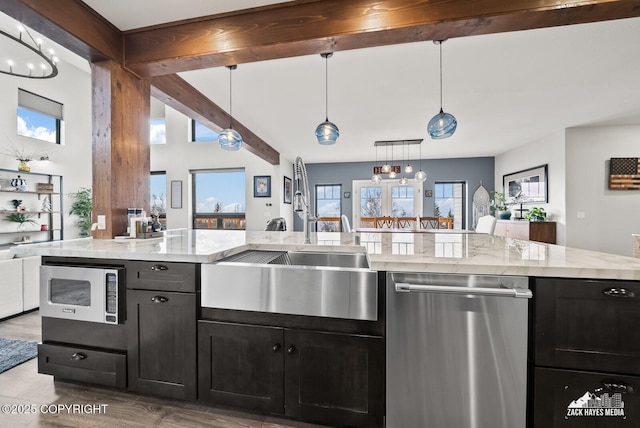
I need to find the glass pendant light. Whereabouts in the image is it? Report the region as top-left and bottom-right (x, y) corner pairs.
(398, 142), (407, 184)
(315, 53), (339, 145)
(218, 65), (243, 151)
(371, 143), (382, 183)
(404, 142), (413, 174)
(414, 140), (427, 182)
(427, 40), (457, 140)
(388, 145), (397, 178)
(381, 144), (391, 173)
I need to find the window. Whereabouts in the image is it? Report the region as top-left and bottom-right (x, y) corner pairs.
(434, 182), (466, 229)
(316, 184), (341, 232)
(150, 172), (167, 215)
(192, 169), (246, 230)
(391, 185), (415, 217)
(150, 98), (166, 145)
(150, 118), (166, 145)
(17, 89), (62, 144)
(191, 119), (219, 142)
(352, 180), (423, 229)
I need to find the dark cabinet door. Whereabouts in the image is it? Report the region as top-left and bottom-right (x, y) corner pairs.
(535, 278), (640, 375)
(198, 321), (284, 413)
(534, 367), (640, 428)
(284, 330), (384, 428)
(127, 289), (197, 400)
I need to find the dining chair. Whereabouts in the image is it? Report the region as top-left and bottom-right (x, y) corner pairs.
(375, 216), (396, 229)
(475, 215), (497, 235)
(419, 216), (439, 229)
(396, 217), (416, 229)
(340, 214), (352, 232)
(360, 217), (376, 228)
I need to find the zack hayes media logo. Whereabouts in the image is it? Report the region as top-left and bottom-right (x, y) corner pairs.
(566, 390), (626, 419)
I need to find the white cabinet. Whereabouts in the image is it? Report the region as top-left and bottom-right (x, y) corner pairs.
(0, 258), (23, 319)
(22, 256), (41, 311)
(0, 253), (41, 318)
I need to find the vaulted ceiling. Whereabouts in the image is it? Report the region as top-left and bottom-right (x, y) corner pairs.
(2, 0), (640, 164)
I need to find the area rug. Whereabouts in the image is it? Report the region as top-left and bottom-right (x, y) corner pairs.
(0, 338), (38, 374)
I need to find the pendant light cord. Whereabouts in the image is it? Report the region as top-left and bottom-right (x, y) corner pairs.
(229, 66), (233, 129)
(439, 41), (443, 110)
(325, 54), (329, 121)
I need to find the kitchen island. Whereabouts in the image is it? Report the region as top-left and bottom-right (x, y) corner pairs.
(11, 228), (640, 279)
(11, 229), (640, 428)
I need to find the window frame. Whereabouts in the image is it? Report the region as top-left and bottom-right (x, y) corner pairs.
(17, 89), (63, 145)
(434, 181), (467, 229)
(191, 168), (246, 230)
(315, 183), (342, 232)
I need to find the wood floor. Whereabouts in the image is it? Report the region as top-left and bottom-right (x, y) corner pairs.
(0, 311), (329, 428)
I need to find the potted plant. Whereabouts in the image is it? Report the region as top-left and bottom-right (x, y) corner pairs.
(524, 207), (547, 221)
(491, 191), (511, 220)
(69, 187), (93, 237)
(6, 212), (37, 232)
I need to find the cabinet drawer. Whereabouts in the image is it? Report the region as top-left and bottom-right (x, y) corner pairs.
(533, 367), (639, 427)
(535, 278), (640, 375)
(126, 261), (198, 292)
(38, 343), (126, 388)
(533, 278), (640, 375)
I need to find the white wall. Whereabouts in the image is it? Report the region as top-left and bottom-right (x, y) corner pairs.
(0, 60), (93, 240)
(495, 131), (567, 245)
(151, 106), (293, 231)
(565, 126), (640, 256)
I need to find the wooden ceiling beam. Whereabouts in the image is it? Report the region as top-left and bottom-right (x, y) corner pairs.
(123, 0), (640, 77)
(0, 0), (281, 165)
(0, 0), (122, 63)
(149, 74), (280, 165)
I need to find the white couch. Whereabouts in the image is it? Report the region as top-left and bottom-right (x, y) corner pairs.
(0, 250), (40, 319)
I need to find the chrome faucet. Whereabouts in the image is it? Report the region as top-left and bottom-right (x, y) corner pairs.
(294, 156), (316, 244)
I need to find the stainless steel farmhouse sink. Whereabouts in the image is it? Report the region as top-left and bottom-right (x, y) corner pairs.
(201, 250), (378, 320)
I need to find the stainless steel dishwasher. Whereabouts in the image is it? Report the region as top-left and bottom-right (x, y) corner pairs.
(386, 272), (532, 428)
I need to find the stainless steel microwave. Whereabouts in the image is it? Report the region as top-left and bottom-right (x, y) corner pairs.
(40, 265), (125, 324)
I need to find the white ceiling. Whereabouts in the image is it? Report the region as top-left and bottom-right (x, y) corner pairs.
(8, 2), (640, 164)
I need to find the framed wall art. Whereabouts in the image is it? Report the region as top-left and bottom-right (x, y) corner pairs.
(283, 176), (292, 204)
(170, 180), (182, 209)
(503, 164), (548, 204)
(254, 175), (271, 198)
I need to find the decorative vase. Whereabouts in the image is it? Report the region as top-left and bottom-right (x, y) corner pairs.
(498, 211), (512, 220)
(17, 222), (26, 232)
(18, 161), (30, 172)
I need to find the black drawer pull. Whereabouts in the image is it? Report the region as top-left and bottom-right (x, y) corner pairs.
(602, 287), (635, 298)
(287, 345), (296, 355)
(70, 352), (87, 361)
(151, 296), (168, 303)
(150, 264), (168, 271)
(603, 381), (634, 394)
(272, 343), (281, 352)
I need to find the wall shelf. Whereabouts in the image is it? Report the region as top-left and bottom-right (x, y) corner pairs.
(0, 189), (60, 195)
(0, 168), (63, 246)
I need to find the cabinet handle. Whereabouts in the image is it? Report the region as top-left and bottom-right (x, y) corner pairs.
(272, 343), (281, 352)
(287, 345), (296, 354)
(150, 264), (168, 271)
(70, 352), (86, 361)
(151, 296), (168, 303)
(602, 381), (635, 394)
(602, 287), (636, 298)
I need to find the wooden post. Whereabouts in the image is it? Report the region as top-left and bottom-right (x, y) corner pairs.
(91, 60), (150, 238)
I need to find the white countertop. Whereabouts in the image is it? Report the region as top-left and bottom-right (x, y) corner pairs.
(11, 229), (640, 280)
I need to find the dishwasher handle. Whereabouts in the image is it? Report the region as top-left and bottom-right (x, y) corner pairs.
(395, 282), (532, 299)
